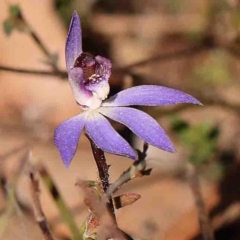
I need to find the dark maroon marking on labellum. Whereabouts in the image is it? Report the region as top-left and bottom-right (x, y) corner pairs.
(74, 53), (96, 80)
(74, 52), (106, 87)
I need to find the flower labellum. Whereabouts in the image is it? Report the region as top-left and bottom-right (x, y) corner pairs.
(54, 11), (202, 168)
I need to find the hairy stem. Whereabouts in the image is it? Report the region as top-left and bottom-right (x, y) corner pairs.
(86, 134), (116, 221)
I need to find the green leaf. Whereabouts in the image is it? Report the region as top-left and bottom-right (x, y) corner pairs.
(171, 116), (219, 166)
(9, 5), (21, 17)
(3, 19), (14, 36)
(182, 123), (219, 165)
(170, 115), (189, 133)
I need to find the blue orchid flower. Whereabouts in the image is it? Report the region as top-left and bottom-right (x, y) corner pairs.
(54, 12), (201, 168)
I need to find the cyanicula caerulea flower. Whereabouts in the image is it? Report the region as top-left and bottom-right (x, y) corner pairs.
(54, 12), (201, 168)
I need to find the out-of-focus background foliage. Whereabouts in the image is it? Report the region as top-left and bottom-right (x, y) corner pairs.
(1, 0), (240, 239)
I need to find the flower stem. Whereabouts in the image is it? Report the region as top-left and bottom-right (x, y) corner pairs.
(86, 134), (116, 221)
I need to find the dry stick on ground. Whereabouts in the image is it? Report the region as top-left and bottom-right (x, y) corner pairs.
(29, 170), (55, 240)
(187, 164), (215, 240)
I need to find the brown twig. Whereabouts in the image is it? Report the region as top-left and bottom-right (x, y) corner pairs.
(28, 30), (52, 60)
(115, 42), (213, 74)
(187, 164), (215, 240)
(29, 170), (55, 240)
(1, 4), (64, 77)
(0, 65), (67, 78)
(18, 7), (59, 72)
(0, 41), (213, 78)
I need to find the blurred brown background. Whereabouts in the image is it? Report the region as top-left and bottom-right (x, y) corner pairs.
(1, 0), (240, 239)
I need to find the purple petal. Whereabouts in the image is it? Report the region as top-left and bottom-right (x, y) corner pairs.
(102, 85), (202, 107)
(65, 11), (82, 71)
(99, 107), (175, 152)
(54, 113), (86, 168)
(85, 112), (137, 159)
